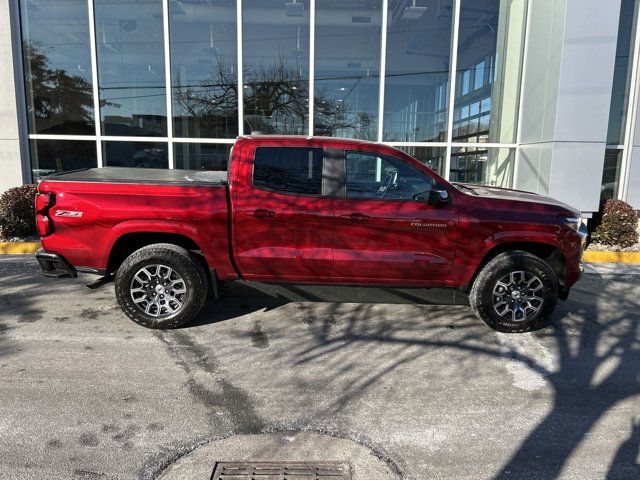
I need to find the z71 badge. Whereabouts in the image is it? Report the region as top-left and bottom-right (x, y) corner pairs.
(54, 210), (83, 218)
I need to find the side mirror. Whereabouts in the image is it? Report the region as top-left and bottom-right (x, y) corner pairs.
(427, 189), (450, 207)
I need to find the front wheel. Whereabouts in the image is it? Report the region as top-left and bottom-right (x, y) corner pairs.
(114, 243), (207, 329)
(469, 251), (559, 333)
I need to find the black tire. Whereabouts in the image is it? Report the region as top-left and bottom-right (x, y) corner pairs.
(114, 243), (207, 329)
(469, 250), (559, 333)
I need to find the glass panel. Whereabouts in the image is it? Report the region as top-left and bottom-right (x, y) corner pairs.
(103, 141), (168, 168)
(395, 146), (447, 177)
(383, 0), (453, 142)
(170, 1), (238, 138)
(314, 0), (382, 140)
(30, 140), (97, 181)
(607, 0), (640, 145)
(600, 149), (623, 200)
(174, 143), (232, 171)
(19, 0), (94, 135)
(450, 147), (514, 187)
(95, 0), (167, 137)
(345, 151), (433, 200)
(242, 0), (310, 134)
(453, 0), (526, 143)
(253, 147), (322, 195)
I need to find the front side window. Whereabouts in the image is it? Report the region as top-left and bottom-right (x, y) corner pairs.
(253, 147), (323, 195)
(345, 152), (433, 200)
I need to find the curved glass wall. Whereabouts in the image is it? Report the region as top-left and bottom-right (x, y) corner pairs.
(453, 0), (526, 144)
(602, 0), (640, 201)
(607, 0), (640, 146)
(450, 147), (514, 186)
(19, 0), (527, 186)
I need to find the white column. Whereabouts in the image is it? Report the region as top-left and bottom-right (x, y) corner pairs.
(0, 0), (28, 189)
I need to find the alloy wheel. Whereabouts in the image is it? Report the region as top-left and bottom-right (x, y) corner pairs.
(492, 270), (544, 322)
(130, 264), (187, 317)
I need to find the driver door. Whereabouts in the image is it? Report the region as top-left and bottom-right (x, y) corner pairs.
(331, 150), (457, 286)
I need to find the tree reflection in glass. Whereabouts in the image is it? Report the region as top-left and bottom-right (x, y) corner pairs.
(19, 0), (96, 134)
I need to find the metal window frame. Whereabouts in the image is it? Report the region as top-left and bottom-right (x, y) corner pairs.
(19, 0), (525, 184)
(513, 0), (533, 188)
(9, 0), (32, 184)
(444, 0), (462, 181)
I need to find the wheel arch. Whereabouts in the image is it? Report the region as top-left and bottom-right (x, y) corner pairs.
(466, 241), (566, 293)
(107, 232), (211, 284)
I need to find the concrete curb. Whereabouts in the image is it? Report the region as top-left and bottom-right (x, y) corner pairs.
(0, 241), (41, 254)
(583, 250), (640, 264)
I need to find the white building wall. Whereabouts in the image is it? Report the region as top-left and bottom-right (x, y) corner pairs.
(517, 0), (621, 214)
(0, 1), (28, 193)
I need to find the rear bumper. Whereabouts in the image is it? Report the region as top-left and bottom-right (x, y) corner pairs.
(35, 248), (77, 278)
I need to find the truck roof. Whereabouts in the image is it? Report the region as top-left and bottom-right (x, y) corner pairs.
(42, 167), (227, 186)
(237, 135), (389, 148)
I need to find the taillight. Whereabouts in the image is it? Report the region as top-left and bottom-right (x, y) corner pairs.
(35, 192), (55, 237)
(35, 193), (54, 213)
(36, 214), (53, 237)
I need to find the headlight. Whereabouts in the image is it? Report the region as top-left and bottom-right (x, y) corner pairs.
(561, 215), (582, 232)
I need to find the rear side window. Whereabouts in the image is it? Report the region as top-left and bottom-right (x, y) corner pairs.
(253, 147), (323, 195)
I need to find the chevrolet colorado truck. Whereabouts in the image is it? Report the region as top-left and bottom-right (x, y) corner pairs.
(35, 136), (587, 332)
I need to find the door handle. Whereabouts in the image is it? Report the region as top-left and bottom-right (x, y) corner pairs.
(340, 213), (371, 222)
(250, 208), (275, 218)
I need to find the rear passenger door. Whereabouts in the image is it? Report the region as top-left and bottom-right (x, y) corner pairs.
(232, 145), (334, 281)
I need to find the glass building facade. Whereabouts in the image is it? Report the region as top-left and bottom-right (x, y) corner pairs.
(18, 0), (527, 186)
(14, 0), (640, 212)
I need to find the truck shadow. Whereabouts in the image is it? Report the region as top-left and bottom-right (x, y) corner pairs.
(189, 280), (470, 328)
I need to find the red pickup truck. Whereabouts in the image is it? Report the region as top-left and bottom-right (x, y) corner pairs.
(35, 136), (586, 333)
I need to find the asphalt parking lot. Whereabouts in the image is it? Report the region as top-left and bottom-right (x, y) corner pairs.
(1, 255), (639, 479)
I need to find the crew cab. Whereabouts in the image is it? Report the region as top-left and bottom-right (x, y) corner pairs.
(35, 136), (587, 332)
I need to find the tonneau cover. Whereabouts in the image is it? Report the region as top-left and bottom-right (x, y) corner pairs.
(44, 167), (227, 186)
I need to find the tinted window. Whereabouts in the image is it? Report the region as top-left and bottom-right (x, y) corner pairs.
(253, 147), (323, 195)
(171, 0), (238, 138)
(19, 0), (94, 135)
(243, 0), (309, 134)
(174, 143), (232, 171)
(314, 0), (381, 140)
(30, 140), (98, 181)
(103, 141), (168, 169)
(383, 0), (453, 143)
(346, 152), (432, 200)
(94, 0), (167, 137)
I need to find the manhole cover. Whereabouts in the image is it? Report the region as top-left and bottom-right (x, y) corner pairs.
(156, 432), (400, 479)
(211, 461), (351, 479)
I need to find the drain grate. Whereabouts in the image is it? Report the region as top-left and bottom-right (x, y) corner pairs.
(210, 461), (352, 479)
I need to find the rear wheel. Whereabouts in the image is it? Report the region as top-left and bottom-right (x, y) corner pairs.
(115, 243), (207, 329)
(469, 251), (559, 333)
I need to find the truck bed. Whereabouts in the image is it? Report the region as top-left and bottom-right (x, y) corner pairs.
(45, 167), (227, 186)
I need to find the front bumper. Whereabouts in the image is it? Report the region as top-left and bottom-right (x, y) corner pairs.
(35, 248), (77, 278)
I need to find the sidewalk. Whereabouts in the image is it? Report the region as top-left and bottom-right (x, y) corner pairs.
(584, 263), (640, 275)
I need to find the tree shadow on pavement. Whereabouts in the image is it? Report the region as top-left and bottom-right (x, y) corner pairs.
(277, 273), (640, 479)
(493, 274), (640, 479)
